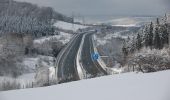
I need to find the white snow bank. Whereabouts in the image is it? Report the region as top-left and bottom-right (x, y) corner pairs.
(1, 70), (170, 100)
(54, 21), (87, 31)
(34, 32), (72, 45)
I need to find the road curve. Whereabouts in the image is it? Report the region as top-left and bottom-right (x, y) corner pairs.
(56, 32), (107, 84)
(81, 33), (107, 78)
(57, 33), (84, 83)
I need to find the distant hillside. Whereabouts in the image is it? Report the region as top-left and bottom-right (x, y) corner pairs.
(0, 0), (74, 77)
(0, 0), (73, 23)
(0, 0), (73, 37)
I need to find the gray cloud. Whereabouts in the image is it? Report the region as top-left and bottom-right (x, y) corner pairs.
(15, 0), (169, 16)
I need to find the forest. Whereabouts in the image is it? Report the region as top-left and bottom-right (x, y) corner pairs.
(122, 15), (170, 73)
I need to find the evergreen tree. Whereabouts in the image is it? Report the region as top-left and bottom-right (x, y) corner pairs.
(159, 25), (167, 46)
(154, 27), (162, 49)
(129, 36), (136, 53)
(122, 41), (128, 65)
(122, 41), (128, 57)
(156, 18), (160, 26)
(143, 25), (150, 47)
(136, 33), (142, 50)
(163, 13), (168, 24)
(148, 22), (154, 49)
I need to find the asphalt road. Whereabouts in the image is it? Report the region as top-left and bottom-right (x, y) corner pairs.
(81, 33), (107, 78)
(57, 33), (84, 83)
(57, 32), (107, 84)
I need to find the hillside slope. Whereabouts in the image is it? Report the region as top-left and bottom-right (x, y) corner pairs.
(1, 70), (170, 100)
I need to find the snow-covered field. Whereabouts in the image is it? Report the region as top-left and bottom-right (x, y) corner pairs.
(94, 30), (130, 46)
(54, 21), (87, 31)
(102, 17), (155, 27)
(17, 73), (35, 81)
(6, 55), (56, 87)
(34, 32), (72, 45)
(1, 70), (170, 100)
(21, 55), (55, 71)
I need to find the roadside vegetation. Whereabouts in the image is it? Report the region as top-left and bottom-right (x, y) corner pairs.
(0, 0), (74, 91)
(122, 14), (170, 72)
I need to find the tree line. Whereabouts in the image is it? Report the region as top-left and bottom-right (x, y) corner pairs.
(122, 14), (169, 56)
(0, 0), (72, 77)
(0, 0), (73, 38)
(122, 14), (170, 72)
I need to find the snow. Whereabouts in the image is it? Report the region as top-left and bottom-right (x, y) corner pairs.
(34, 32), (72, 44)
(94, 37), (107, 46)
(110, 18), (138, 27)
(22, 57), (39, 71)
(103, 17), (155, 27)
(0, 76), (34, 89)
(136, 48), (170, 58)
(94, 30), (129, 46)
(21, 55), (55, 72)
(1, 70), (170, 100)
(104, 30), (130, 39)
(17, 73), (35, 81)
(54, 21), (87, 31)
(18, 55), (56, 84)
(17, 73), (35, 86)
(76, 34), (86, 79)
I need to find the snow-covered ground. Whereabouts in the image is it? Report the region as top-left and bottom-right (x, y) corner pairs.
(9, 55), (56, 87)
(21, 55), (55, 71)
(1, 70), (170, 100)
(94, 30), (129, 46)
(54, 21), (87, 31)
(102, 17), (155, 27)
(22, 57), (39, 72)
(34, 32), (72, 45)
(17, 73), (35, 81)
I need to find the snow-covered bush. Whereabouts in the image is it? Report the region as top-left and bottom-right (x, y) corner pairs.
(0, 54), (23, 77)
(35, 66), (57, 87)
(33, 37), (63, 56)
(127, 48), (170, 73)
(0, 76), (34, 91)
(0, 79), (21, 91)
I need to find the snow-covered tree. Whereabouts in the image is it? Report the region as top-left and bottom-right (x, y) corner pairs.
(143, 25), (150, 47)
(148, 22), (154, 49)
(136, 33), (142, 50)
(153, 27), (162, 49)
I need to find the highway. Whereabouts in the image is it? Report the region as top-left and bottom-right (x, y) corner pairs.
(56, 31), (107, 84)
(81, 33), (107, 78)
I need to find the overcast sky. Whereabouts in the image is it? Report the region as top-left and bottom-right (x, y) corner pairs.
(15, 0), (169, 17)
